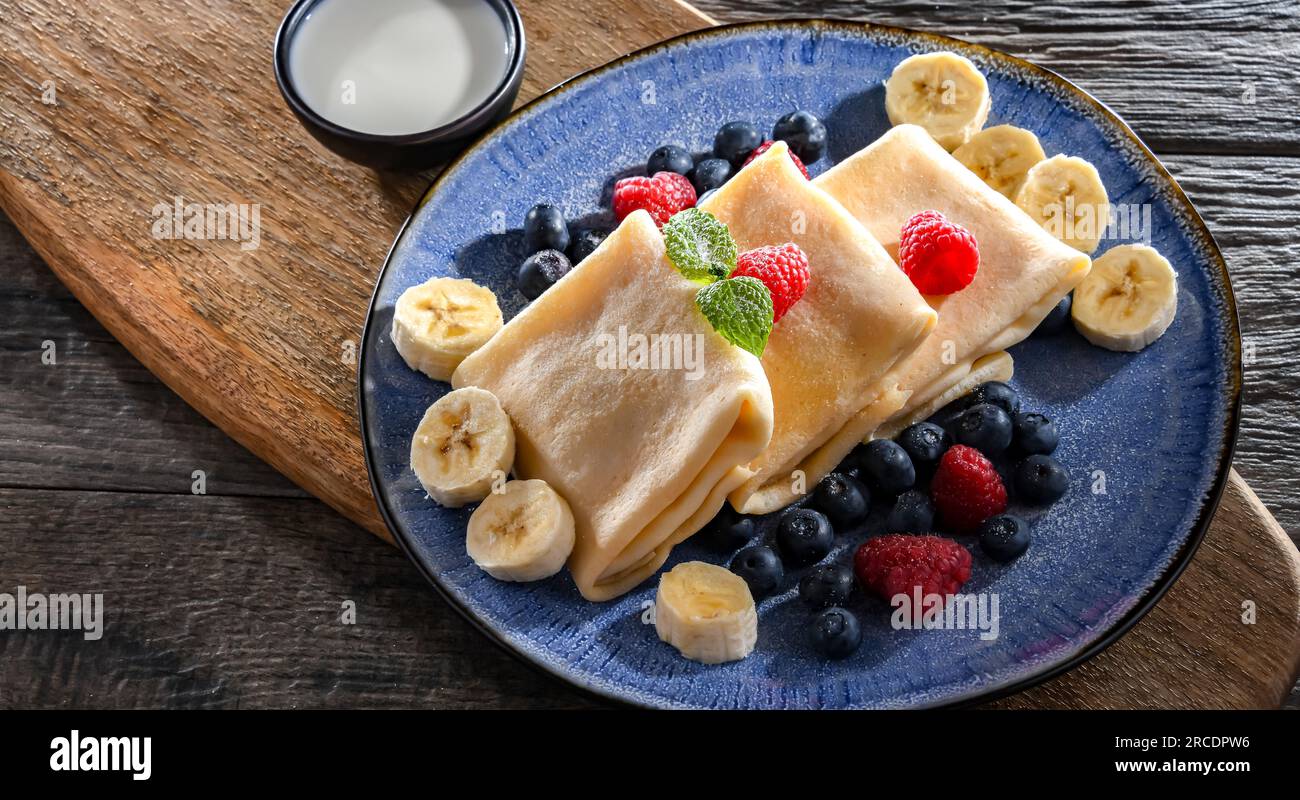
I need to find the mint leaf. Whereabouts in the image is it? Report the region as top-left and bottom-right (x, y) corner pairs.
(695, 276), (774, 357)
(663, 208), (737, 283)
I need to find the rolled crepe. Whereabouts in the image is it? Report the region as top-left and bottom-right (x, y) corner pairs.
(452, 210), (774, 602)
(815, 125), (1091, 438)
(699, 141), (937, 515)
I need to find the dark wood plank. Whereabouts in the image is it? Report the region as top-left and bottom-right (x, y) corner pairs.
(1162, 155), (1300, 536)
(698, 1), (1300, 154)
(0, 487), (594, 709)
(703, 0), (1299, 32)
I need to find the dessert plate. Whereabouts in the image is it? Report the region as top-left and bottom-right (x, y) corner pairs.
(359, 21), (1240, 708)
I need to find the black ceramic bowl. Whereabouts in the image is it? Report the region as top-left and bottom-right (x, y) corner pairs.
(273, 0), (526, 171)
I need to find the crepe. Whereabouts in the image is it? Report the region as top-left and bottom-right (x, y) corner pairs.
(815, 124), (1091, 437)
(451, 210), (775, 602)
(699, 141), (937, 515)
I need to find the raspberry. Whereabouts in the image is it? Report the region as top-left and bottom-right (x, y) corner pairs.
(930, 445), (1007, 533)
(898, 210), (980, 295)
(741, 140), (811, 179)
(730, 243), (810, 322)
(853, 535), (972, 601)
(613, 171), (696, 227)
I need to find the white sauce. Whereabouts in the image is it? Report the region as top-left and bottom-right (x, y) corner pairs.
(288, 0), (510, 136)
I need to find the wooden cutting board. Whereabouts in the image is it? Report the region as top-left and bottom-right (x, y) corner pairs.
(1, 0), (1296, 708)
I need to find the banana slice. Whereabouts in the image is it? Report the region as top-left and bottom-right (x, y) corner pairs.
(1014, 155), (1110, 254)
(885, 51), (991, 150)
(410, 387), (515, 507)
(655, 561), (757, 664)
(392, 277), (503, 381)
(466, 479), (575, 582)
(952, 125), (1047, 198)
(1071, 244), (1177, 352)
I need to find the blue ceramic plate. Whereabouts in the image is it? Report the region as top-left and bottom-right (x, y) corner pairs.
(359, 21), (1240, 709)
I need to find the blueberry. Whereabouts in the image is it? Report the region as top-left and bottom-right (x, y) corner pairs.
(696, 188), (718, 206)
(929, 396), (970, 432)
(516, 249), (572, 300)
(967, 381), (1021, 417)
(1013, 412), (1059, 455)
(567, 227), (608, 264)
(776, 507), (834, 567)
(895, 422), (950, 473)
(857, 439), (916, 495)
(886, 489), (935, 533)
(1033, 292), (1073, 337)
(810, 472), (870, 529)
(646, 144), (693, 176)
(978, 514), (1031, 563)
(714, 121), (762, 165)
(799, 564), (854, 609)
(689, 157), (732, 195)
(809, 607), (862, 659)
(1014, 455), (1069, 506)
(951, 403), (1014, 455)
(730, 544), (783, 599)
(772, 110), (828, 164)
(523, 203), (569, 254)
(698, 506), (756, 552)
(830, 450), (863, 480)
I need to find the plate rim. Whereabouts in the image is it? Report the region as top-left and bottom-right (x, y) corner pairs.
(357, 18), (1243, 709)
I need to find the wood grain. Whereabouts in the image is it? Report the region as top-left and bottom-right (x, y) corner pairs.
(1162, 156), (1300, 533)
(0, 0), (1297, 708)
(704, 1), (1300, 154)
(0, 486), (591, 709)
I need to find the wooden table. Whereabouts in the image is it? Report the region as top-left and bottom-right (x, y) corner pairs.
(1, 0), (1297, 708)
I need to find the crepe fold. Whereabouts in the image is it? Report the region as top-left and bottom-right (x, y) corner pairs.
(451, 210), (775, 602)
(874, 351), (1015, 440)
(815, 125), (1091, 439)
(699, 141), (937, 515)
